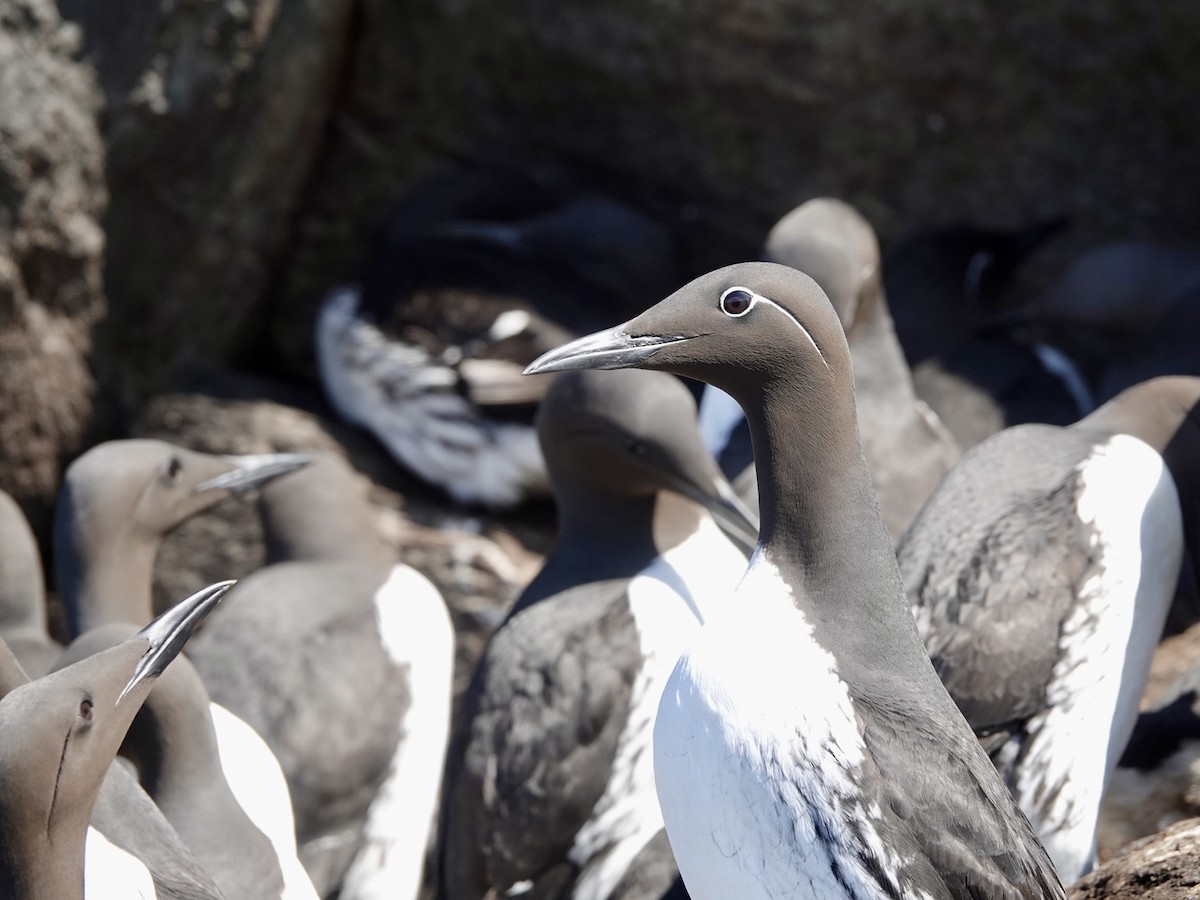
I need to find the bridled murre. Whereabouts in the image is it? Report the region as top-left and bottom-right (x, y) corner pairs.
(524, 262), (1064, 900)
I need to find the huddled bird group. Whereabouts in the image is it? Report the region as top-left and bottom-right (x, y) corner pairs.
(3, 165), (1200, 900)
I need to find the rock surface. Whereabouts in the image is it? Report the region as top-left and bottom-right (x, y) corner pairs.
(58, 0), (356, 404)
(0, 0), (106, 540)
(1073, 818), (1200, 899)
(273, 0), (1200, 380)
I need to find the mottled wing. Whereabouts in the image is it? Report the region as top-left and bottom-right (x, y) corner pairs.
(898, 428), (1092, 746)
(857, 696), (1067, 900)
(442, 581), (642, 900)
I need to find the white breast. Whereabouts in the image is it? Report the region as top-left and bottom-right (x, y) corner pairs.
(569, 514), (746, 900)
(85, 827), (157, 899)
(339, 564), (455, 900)
(210, 703), (318, 900)
(653, 552), (907, 900)
(1013, 433), (1183, 881)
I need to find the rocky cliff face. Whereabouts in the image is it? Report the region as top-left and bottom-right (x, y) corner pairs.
(0, 0), (106, 537)
(1073, 818), (1200, 899)
(274, 0), (1200, 377)
(58, 0), (356, 405)
(48, 0), (1200, 401)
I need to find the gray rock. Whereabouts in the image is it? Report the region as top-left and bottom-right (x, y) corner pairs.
(1072, 817), (1200, 899)
(58, 0), (356, 403)
(0, 0), (106, 539)
(272, 0), (1200, 382)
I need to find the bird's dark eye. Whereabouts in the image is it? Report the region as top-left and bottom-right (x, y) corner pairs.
(625, 439), (647, 457)
(165, 457), (183, 480)
(79, 699), (93, 721)
(720, 288), (754, 317)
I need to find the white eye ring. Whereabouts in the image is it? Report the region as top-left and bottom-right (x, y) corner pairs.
(720, 286), (757, 317)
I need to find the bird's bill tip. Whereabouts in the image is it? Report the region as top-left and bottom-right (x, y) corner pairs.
(117, 580), (235, 703)
(677, 476), (760, 554)
(523, 326), (692, 376)
(194, 452), (313, 496)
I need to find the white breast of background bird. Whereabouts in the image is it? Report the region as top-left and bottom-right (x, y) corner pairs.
(1005, 432), (1182, 876)
(570, 499), (747, 900)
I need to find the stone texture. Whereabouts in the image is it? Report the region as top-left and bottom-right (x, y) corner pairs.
(0, 0), (106, 540)
(57, 0), (356, 405)
(1073, 818), (1200, 899)
(273, 0), (1200, 381)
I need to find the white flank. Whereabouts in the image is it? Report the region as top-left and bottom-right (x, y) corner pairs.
(339, 565), (455, 900)
(697, 386), (746, 459)
(1014, 434), (1182, 881)
(85, 827), (157, 899)
(315, 287), (549, 507)
(654, 551), (906, 900)
(569, 514), (746, 900)
(210, 703), (319, 900)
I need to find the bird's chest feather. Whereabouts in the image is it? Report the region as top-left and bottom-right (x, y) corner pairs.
(652, 559), (910, 900)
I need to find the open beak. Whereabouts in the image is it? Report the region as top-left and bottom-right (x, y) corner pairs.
(524, 326), (693, 376)
(118, 580), (235, 703)
(194, 453), (312, 496)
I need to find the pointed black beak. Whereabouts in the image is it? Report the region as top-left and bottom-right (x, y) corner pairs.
(670, 475), (760, 554)
(194, 453), (312, 496)
(118, 580), (234, 703)
(524, 326), (693, 376)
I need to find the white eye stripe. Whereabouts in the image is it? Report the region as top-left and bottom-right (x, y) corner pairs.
(718, 286), (831, 370)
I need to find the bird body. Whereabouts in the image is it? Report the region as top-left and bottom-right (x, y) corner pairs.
(188, 455), (454, 900)
(569, 505), (746, 900)
(443, 368), (755, 900)
(337, 563), (455, 900)
(900, 377), (1200, 880)
(525, 262), (1064, 900)
(0, 490), (60, 677)
(655, 550), (903, 900)
(317, 288), (551, 508)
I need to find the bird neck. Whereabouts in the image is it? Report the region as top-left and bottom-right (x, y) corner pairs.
(126, 690), (228, 823)
(849, 294), (917, 411)
(0, 820), (86, 900)
(0, 642), (28, 696)
(520, 489), (659, 607)
(0, 524), (46, 637)
(259, 468), (392, 567)
(743, 375), (935, 692)
(58, 537), (159, 637)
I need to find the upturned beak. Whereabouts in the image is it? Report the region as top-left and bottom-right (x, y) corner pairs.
(194, 453), (312, 496)
(118, 580), (235, 703)
(524, 326), (693, 376)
